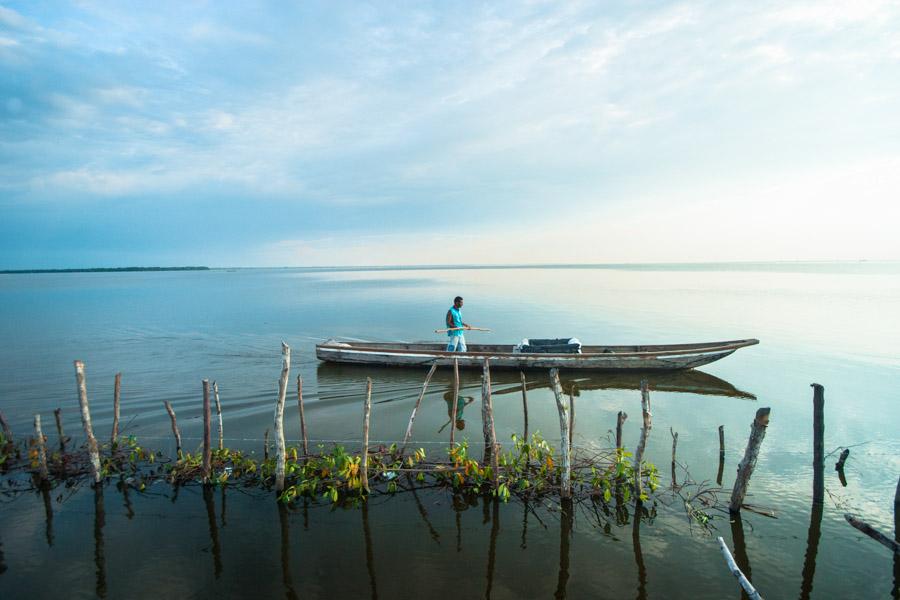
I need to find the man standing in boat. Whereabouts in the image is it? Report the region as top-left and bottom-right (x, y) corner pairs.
(446, 296), (470, 352)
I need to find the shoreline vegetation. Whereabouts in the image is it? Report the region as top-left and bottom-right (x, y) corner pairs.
(0, 266), (210, 274)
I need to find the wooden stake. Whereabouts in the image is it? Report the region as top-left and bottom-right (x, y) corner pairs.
(844, 513), (899, 554)
(729, 407), (771, 514)
(33, 414), (49, 482)
(670, 427), (679, 486)
(616, 411), (627, 450)
(74, 360), (102, 484)
(549, 369), (571, 499)
(202, 379), (212, 484)
(274, 342), (291, 493)
(633, 380), (652, 502)
(717, 536), (764, 600)
(297, 375), (308, 456)
(54, 408), (66, 453)
(401, 363), (437, 453)
(835, 449), (850, 471)
(213, 381), (223, 451)
(163, 401), (182, 458)
(481, 358), (499, 486)
(111, 373), (121, 448)
(520, 371), (529, 441)
(362, 377), (372, 493)
(811, 383), (825, 505)
(567, 385), (576, 459)
(264, 429), (270, 460)
(719, 425), (725, 459)
(0, 410), (12, 444)
(450, 358), (460, 446)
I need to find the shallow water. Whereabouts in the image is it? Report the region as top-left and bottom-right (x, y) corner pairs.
(1, 263), (898, 598)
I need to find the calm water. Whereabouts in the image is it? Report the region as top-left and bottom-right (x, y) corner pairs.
(1, 263), (898, 598)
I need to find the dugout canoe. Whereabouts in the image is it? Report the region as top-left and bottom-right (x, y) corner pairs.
(315, 338), (759, 370)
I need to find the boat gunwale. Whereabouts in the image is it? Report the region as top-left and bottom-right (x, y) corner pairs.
(316, 338), (759, 359)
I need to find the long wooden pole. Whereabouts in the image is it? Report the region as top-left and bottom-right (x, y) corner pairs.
(213, 381), (224, 451)
(74, 360), (102, 484)
(549, 369), (571, 499)
(481, 358), (498, 486)
(274, 342), (291, 493)
(717, 536), (764, 600)
(362, 377), (372, 493)
(111, 372), (121, 448)
(811, 384), (825, 505)
(34, 414), (49, 482)
(633, 380), (652, 502)
(202, 379), (212, 484)
(729, 407), (771, 514)
(670, 427), (679, 486)
(520, 371), (529, 441)
(450, 358), (460, 446)
(163, 401), (182, 458)
(297, 375), (308, 456)
(616, 411), (627, 450)
(401, 363), (437, 453)
(567, 385), (576, 459)
(54, 408), (66, 454)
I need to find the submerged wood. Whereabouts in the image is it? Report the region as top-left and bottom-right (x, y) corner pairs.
(33, 414), (49, 482)
(111, 372), (121, 447)
(549, 368), (571, 498)
(717, 536), (764, 600)
(520, 371), (529, 441)
(811, 384), (825, 505)
(297, 375), (308, 456)
(729, 407), (771, 514)
(316, 338), (760, 370)
(845, 514), (900, 554)
(835, 448), (850, 471)
(274, 342), (291, 493)
(362, 377), (372, 493)
(481, 358), (499, 484)
(719, 425), (725, 459)
(54, 408), (66, 453)
(633, 380), (652, 501)
(401, 363), (437, 453)
(450, 358), (459, 446)
(213, 381), (224, 451)
(616, 411), (627, 450)
(74, 360), (102, 484)
(163, 401), (182, 457)
(202, 379), (212, 483)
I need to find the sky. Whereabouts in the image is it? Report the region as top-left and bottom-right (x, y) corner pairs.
(1, 1), (899, 268)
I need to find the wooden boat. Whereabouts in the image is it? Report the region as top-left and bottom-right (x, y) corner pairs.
(315, 338), (759, 371)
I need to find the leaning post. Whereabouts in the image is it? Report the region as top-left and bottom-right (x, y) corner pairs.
(811, 383), (825, 505)
(520, 371), (529, 441)
(549, 369), (571, 499)
(74, 360), (102, 484)
(729, 407), (771, 514)
(202, 379), (212, 484)
(297, 375), (309, 456)
(163, 401), (182, 458)
(481, 358), (499, 486)
(401, 363), (437, 454)
(362, 377), (372, 493)
(213, 381), (224, 450)
(633, 381), (653, 502)
(274, 342), (291, 493)
(450, 359), (460, 446)
(34, 414), (49, 482)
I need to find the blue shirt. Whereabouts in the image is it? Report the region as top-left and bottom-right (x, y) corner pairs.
(448, 306), (463, 336)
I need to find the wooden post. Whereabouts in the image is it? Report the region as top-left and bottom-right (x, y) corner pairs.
(450, 358), (460, 446)
(844, 513), (900, 553)
(213, 381), (224, 451)
(54, 408), (66, 453)
(717, 536), (764, 600)
(616, 411), (627, 450)
(549, 369), (571, 499)
(481, 358), (499, 485)
(264, 429), (270, 460)
(202, 379), (212, 483)
(633, 380), (652, 501)
(729, 407), (771, 514)
(520, 371), (529, 441)
(362, 377), (372, 493)
(670, 427), (679, 486)
(0, 410), (12, 444)
(111, 373), (121, 448)
(297, 375), (308, 456)
(33, 414), (49, 482)
(719, 425), (725, 459)
(74, 360), (102, 484)
(274, 342), (291, 493)
(401, 363), (437, 453)
(567, 385), (576, 459)
(835, 449), (850, 471)
(163, 401), (182, 458)
(811, 384), (825, 505)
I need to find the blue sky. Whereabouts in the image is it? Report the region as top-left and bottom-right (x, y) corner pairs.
(1, 1), (899, 268)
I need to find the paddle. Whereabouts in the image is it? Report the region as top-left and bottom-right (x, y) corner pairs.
(434, 326), (491, 333)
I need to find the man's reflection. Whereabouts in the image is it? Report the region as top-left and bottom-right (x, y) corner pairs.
(440, 388), (475, 433)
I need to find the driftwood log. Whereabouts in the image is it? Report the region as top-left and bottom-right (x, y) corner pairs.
(844, 514), (900, 554)
(549, 369), (571, 498)
(163, 401), (182, 457)
(835, 449), (850, 471)
(717, 536), (764, 599)
(274, 342), (291, 492)
(401, 363), (437, 453)
(74, 360), (102, 484)
(729, 407), (771, 514)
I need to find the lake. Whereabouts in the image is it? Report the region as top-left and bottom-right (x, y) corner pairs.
(1, 263), (898, 598)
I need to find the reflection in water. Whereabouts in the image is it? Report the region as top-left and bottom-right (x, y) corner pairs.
(94, 485), (107, 599)
(521, 500), (528, 550)
(118, 478), (134, 520)
(555, 499), (573, 600)
(41, 485), (53, 547)
(799, 503), (823, 600)
(729, 514), (752, 600)
(408, 475), (441, 545)
(278, 502), (299, 600)
(486, 498), (500, 599)
(0, 534), (6, 575)
(221, 486), (227, 528)
(632, 505), (647, 600)
(439, 387), (475, 434)
(203, 486), (222, 579)
(362, 501), (378, 599)
(716, 457), (725, 487)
